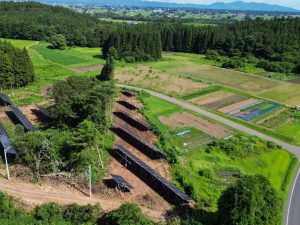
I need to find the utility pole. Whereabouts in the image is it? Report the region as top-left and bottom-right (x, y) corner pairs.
(88, 165), (92, 197)
(4, 147), (11, 180)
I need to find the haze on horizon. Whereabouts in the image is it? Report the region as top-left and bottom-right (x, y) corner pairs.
(148, 0), (300, 9)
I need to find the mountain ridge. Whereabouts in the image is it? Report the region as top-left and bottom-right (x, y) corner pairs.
(21, 0), (300, 12)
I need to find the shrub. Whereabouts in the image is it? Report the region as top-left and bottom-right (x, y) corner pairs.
(64, 203), (101, 225)
(34, 203), (63, 223)
(199, 168), (214, 179)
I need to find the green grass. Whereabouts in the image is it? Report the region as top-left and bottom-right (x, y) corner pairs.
(32, 42), (104, 67)
(277, 120), (300, 145)
(0, 38), (38, 49)
(140, 93), (298, 213)
(180, 85), (222, 100)
(1, 39), (103, 106)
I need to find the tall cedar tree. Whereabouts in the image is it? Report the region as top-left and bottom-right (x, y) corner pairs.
(0, 41), (35, 89)
(99, 47), (117, 81)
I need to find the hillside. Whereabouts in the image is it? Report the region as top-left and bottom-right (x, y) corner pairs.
(34, 0), (299, 12)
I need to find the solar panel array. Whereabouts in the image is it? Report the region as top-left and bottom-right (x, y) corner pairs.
(116, 124), (167, 159)
(0, 123), (18, 155)
(9, 106), (37, 132)
(114, 110), (152, 131)
(111, 174), (134, 192)
(114, 144), (192, 204)
(0, 93), (12, 105)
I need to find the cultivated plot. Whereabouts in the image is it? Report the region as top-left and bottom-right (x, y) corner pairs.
(159, 112), (232, 139)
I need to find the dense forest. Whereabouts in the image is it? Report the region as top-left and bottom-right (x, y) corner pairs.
(15, 76), (115, 182)
(1, 2), (300, 70)
(0, 41), (34, 89)
(158, 19), (300, 73)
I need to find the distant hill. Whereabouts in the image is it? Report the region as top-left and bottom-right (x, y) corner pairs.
(36, 0), (299, 12)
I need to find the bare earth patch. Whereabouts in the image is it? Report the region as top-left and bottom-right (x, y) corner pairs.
(115, 66), (209, 96)
(72, 65), (102, 73)
(191, 90), (233, 106)
(218, 98), (258, 114)
(159, 112), (232, 138)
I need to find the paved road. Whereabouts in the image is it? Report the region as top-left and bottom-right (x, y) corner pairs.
(117, 84), (300, 225)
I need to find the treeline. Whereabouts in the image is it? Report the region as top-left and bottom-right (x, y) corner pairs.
(0, 191), (155, 225)
(0, 41), (34, 89)
(158, 19), (300, 73)
(15, 76), (115, 182)
(0, 2), (107, 47)
(102, 25), (162, 62)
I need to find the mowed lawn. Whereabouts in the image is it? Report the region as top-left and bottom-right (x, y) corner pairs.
(132, 52), (300, 105)
(141, 94), (298, 211)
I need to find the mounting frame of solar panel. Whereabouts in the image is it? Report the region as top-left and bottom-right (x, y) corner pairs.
(116, 124), (167, 159)
(0, 123), (18, 155)
(9, 106), (37, 132)
(114, 110), (152, 131)
(114, 144), (192, 204)
(111, 174), (134, 192)
(0, 93), (12, 105)
(117, 100), (139, 110)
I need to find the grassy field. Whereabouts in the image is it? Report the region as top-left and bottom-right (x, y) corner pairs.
(125, 52), (300, 105)
(1, 39), (102, 106)
(140, 93), (298, 212)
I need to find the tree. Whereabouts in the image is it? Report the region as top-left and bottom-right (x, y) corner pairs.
(64, 203), (101, 225)
(34, 203), (63, 224)
(100, 203), (154, 225)
(49, 34), (67, 50)
(218, 175), (281, 225)
(99, 47), (116, 81)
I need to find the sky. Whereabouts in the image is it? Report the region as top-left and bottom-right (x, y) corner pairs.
(151, 0), (300, 9)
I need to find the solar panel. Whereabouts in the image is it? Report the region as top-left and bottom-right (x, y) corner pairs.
(117, 100), (139, 111)
(114, 144), (192, 204)
(114, 110), (152, 131)
(9, 106), (37, 132)
(36, 105), (52, 118)
(121, 90), (136, 97)
(0, 123), (18, 155)
(0, 93), (12, 105)
(111, 174), (134, 192)
(116, 124), (167, 159)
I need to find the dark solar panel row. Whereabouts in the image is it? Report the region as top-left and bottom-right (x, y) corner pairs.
(114, 110), (152, 131)
(36, 105), (51, 118)
(111, 174), (134, 192)
(0, 123), (18, 155)
(117, 100), (139, 111)
(116, 124), (167, 159)
(114, 144), (192, 204)
(0, 93), (12, 105)
(121, 90), (136, 97)
(9, 106), (37, 132)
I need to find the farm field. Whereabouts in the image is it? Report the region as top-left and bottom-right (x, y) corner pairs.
(139, 93), (298, 211)
(130, 52), (300, 105)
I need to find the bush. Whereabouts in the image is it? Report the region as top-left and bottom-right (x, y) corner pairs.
(64, 203), (101, 225)
(222, 57), (244, 69)
(100, 203), (154, 225)
(34, 203), (63, 223)
(0, 192), (22, 219)
(218, 175), (282, 225)
(199, 168), (214, 179)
